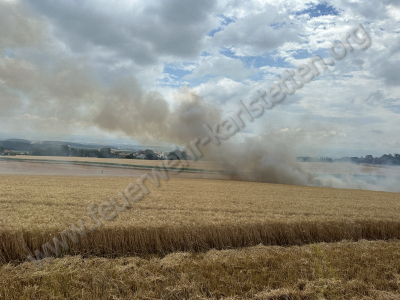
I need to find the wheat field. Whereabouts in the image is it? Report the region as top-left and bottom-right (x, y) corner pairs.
(1, 174), (400, 298)
(1, 174), (400, 261)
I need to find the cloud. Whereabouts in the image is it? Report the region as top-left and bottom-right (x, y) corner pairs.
(195, 77), (250, 104)
(184, 54), (256, 81)
(364, 90), (385, 106)
(212, 9), (301, 56)
(332, 0), (400, 20)
(25, 0), (218, 65)
(375, 60), (400, 86)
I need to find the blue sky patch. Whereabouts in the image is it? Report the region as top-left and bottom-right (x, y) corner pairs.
(291, 48), (330, 60)
(163, 65), (193, 78)
(270, 22), (286, 30)
(386, 104), (400, 114)
(219, 49), (292, 69)
(3, 49), (14, 58)
(157, 64), (194, 86)
(207, 14), (236, 37)
(297, 2), (340, 18)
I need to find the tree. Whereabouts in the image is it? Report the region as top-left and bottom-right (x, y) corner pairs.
(31, 148), (44, 156)
(168, 151), (177, 160)
(394, 154), (400, 165)
(70, 148), (80, 157)
(60, 144), (70, 156)
(144, 149), (157, 160)
(99, 147), (115, 158)
(180, 150), (188, 160)
(168, 149), (188, 160)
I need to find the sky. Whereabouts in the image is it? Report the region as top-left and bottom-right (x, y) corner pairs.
(0, 0), (399, 157)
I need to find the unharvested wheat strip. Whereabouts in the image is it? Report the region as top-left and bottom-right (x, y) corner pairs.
(3, 220), (400, 264)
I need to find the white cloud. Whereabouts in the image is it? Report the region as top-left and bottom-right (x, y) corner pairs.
(184, 54), (256, 81)
(212, 9), (302, 56)
(195, 77), (250, 105)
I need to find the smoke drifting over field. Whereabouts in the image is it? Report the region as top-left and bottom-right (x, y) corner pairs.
(91, 85), (400, 192)
(214, 137), (313, 186)
(93, 84), (222, 145)
(1, 1), (399, 192)
(1, 40), (398, 191)
(209, 134), (400, 192)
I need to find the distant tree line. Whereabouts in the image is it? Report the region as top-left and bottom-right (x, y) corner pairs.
(298, 154), (400, 165)
(30, 145), (118, 158)
(28, 144), (189, 161)
(297, 156), (333, 163)
(338, 154), (400, 165)
(0, 140), (32, 151)
(136, 149), (189, 160)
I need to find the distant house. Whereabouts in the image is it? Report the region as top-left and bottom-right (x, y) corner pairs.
(118, 152), (131, 157)
(157, 152), (167, 159)
(136, 153), (146, 159)
(3, 150), (12, 155)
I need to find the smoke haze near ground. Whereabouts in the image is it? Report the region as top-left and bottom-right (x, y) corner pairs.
(208, 134), (400, 192)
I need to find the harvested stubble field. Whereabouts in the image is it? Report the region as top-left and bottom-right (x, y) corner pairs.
(2, 240), (400, 299)
(0, 155), (222, 172)
(0, 156), (226, 178)
(1, 174), (400, 299)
